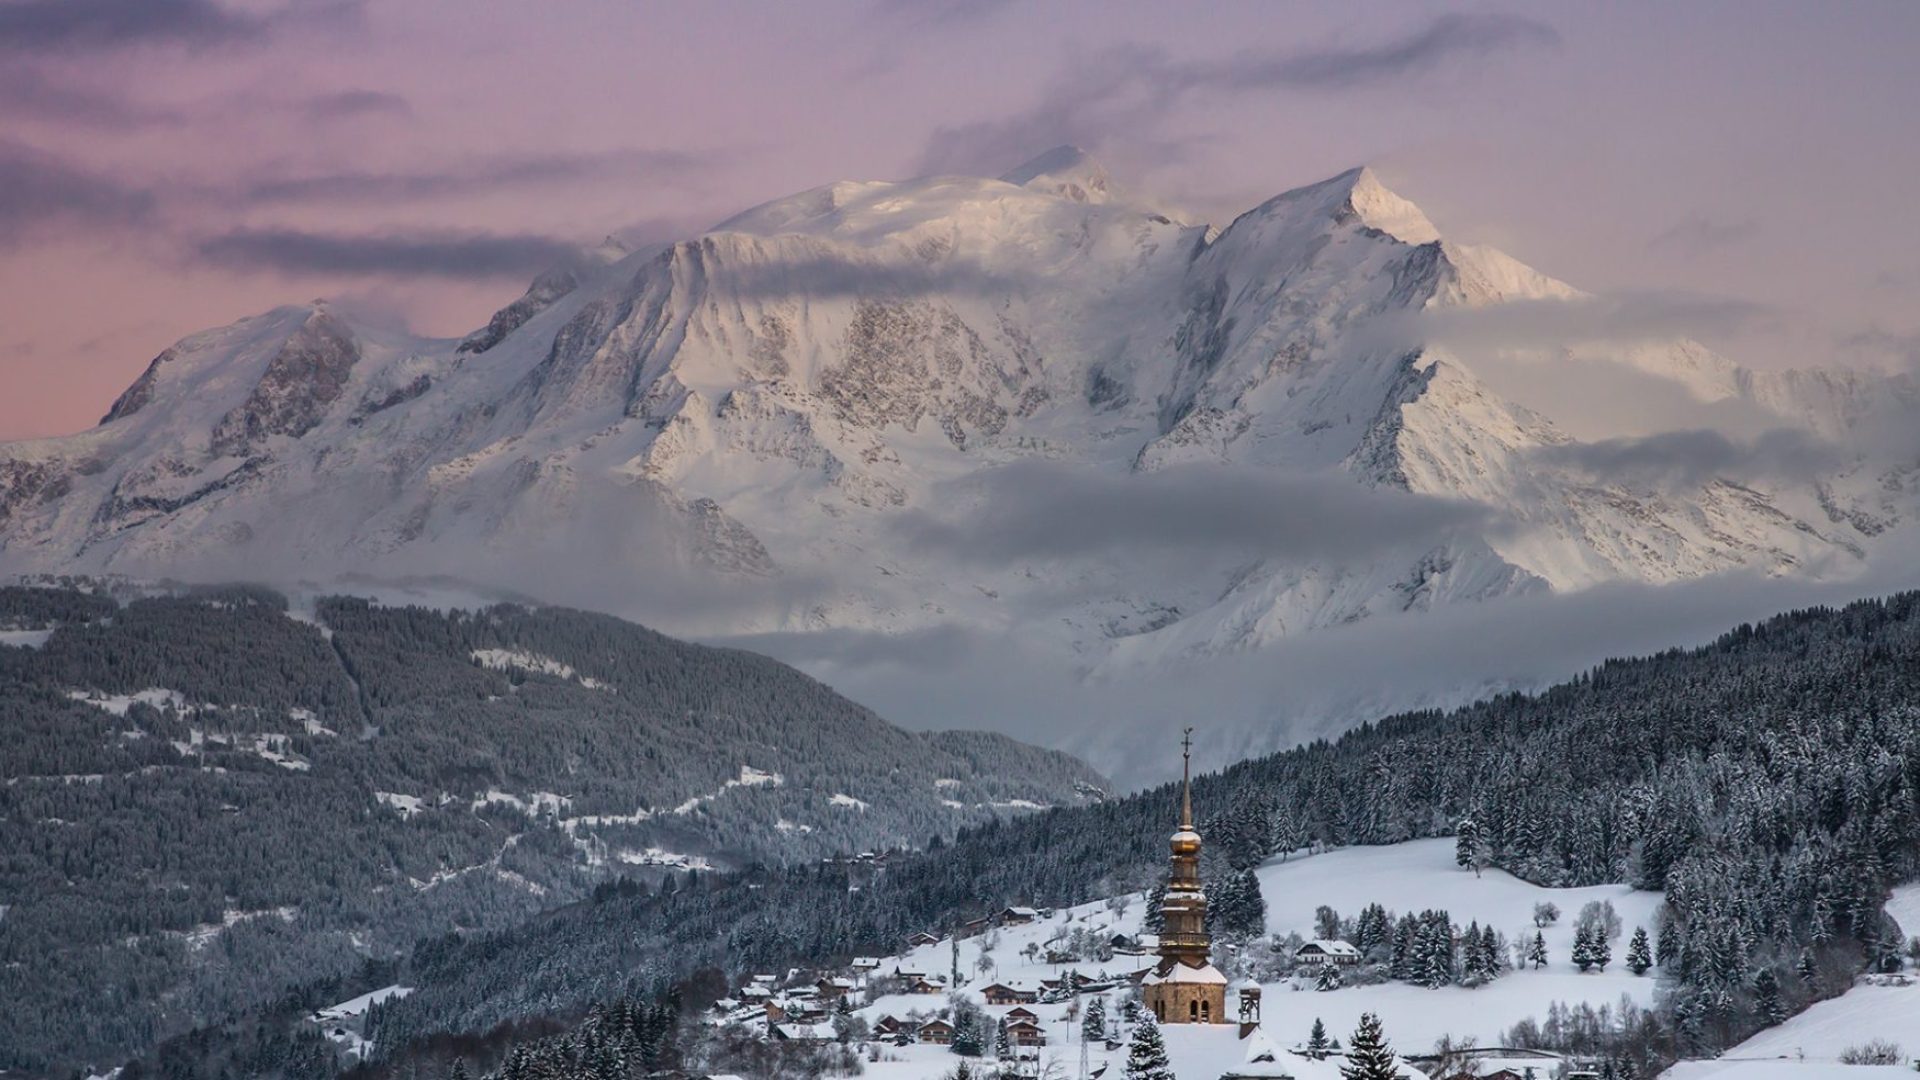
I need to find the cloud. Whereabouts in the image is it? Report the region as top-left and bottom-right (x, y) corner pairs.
(732, 559), (1920, 789)
(1339, 290), (1779, 368)
(915, 13), (1560, 175)
(1651, 212), (1759, 256)
(871, 0), (1012, 26)
(1194, 12), (1561, 92)
(1840, 327), (1920, 373)
(0, 66), (180, 128)
(236, 146), (729, 204)
(0, 141), (154, 246)
(0, 0), (360, 54)
(1532, 427), (1844, 488)
(297, 89), (411, 122)
(193, 227), (580, 280)
(894, 461), (1489, 564)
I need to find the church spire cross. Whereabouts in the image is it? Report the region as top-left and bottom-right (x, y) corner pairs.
(1180, 726), (1194, 830)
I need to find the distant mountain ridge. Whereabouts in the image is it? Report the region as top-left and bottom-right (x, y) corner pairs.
(0, 582), (1103, 1071)
(3, 148), (1916, 769)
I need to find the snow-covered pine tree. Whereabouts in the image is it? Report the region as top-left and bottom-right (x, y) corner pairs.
(1308, 1017), (1332, 1057)
(1753, 967), (1786, 1026)
(1573, 926), (1597, 972)
(1340, 1012), (1404, 1080)
(995, 1017), (1011, 1059)
(1126, 1017), (1175, 1080)
(1626, 927), (1652, 975)
(1656, 916), (1680, 968)
(1456, 818), (1480, 873)
(1084, 996), (1107, 1042)
(1796, 946), (1818, 987)
(1592, 927), (1613, 971)
(1527, 931), (1548, 970)
(1317, 962), (1342, 991)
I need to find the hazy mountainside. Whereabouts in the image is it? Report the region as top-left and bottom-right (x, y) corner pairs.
(0, 584), (1102, 1073)
(200, 586), (1919, 1080)
(2, 148), (1916, 762)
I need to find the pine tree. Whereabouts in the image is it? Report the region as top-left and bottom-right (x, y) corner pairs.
(1626, 927), (1652, 975)
(450, 1061), (471, 1080)
(1753, 968), (1786, 1026)
(1455, 818), (1488, 877)
(1656, 917), (1680, 968)
(1592, 927), (1613, 971)
(1317, 962), (1342, 991)
(1126, 1017), (1175, 1080)
(995, 1017), (1012, 1060)
(1527, 931), (1548, 970)
(1341, 1012), (1404, 1080)
(1084, 996), (1107, 1042)
(1308, 1017), (1332, 1057)
(1796, 946), (1818, 988)
(1145, 880), (1167, 935)
(1573, 926), (1597, 972)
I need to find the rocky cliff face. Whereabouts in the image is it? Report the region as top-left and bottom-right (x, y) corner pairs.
(0, 148), (1907, 703)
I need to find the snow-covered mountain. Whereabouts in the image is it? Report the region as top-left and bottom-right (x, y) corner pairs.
(3, 148), (1913, 751)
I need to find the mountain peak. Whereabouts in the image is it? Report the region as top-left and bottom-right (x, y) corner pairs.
(1336, 165), (1440, 244)
(1234, 165), (1441, 246)
(998, 145), (1116, 204)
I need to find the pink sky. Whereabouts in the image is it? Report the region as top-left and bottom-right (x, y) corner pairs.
(3, 0), (1917, 438)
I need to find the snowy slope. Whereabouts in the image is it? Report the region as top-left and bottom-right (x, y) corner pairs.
(2, 148), (1911, 768)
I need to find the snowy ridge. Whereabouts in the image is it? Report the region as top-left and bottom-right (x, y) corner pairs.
(1, 147), (1910, 770)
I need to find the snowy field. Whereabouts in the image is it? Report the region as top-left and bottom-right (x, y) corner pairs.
(842, 838), (1667, 1079)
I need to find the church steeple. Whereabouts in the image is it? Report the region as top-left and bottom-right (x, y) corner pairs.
(1158, 727), (1209, 964)
(1143, 726), (1227, 1024)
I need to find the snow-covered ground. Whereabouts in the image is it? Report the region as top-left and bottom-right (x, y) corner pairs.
(0, 627), (53, 648)
(823, 838), (1667, 1079)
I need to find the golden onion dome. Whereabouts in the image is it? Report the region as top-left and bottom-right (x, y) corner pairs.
(1170, 828), (1202, 855)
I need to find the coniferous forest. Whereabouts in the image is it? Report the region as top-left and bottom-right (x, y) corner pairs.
(0, 585), (1102, 1073)
(357, 589), (1920, 1078)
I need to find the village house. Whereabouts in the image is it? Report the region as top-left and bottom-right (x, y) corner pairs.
(980, 981), (1039, 1005)
(917, 1018), (956, 1045)
(1007, 1018), (1047, 1047)
(1005, 1006), (1039, 1025)
(905, 932), (940, 949)
(1294, 939), (1363, 967)
(997, 905), (1040, 926)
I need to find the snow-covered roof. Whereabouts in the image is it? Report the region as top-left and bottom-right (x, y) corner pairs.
(1296, 939), (1361, 956)
(1141, 961), (1228, 986)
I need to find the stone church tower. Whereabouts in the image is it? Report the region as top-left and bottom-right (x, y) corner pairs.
(1141, 728), (1228, 1024)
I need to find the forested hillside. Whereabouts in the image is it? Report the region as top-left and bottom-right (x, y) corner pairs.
(0, 584), (1104, 1072)
(352, 590), (1920, 1074)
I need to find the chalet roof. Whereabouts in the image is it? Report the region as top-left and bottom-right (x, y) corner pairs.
(1296, 939), (1361, 957)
